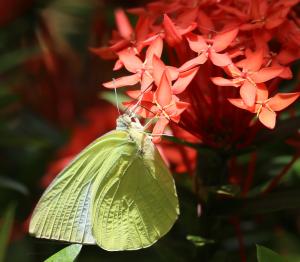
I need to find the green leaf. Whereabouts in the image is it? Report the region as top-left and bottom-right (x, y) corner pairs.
(256, 245), (285, 262)
(187, 235), (215, 247)
(100, 91), (129, 111)
(0, 48), (39, 73)
(0, 176), (29, 195)
(0, 204), (16, 262)
(44, 244), (82, 262)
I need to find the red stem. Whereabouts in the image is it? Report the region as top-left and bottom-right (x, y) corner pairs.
(262, 153), (299, 195)
(232, 217), (247, 262)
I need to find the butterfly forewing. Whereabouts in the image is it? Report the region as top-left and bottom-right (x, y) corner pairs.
(30, 116), (179, 251)
(91, 129), (179, 251)
(29, 130), (129, 244)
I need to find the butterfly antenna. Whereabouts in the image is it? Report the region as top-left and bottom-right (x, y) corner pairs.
(124, 83), (153, 116)
(112, 79), (121, 115)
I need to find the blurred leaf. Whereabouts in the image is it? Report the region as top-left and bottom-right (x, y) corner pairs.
(187, 235), (215, 247)
(209, 189), (300, 217)
(0, 176), (29, 195)
(0, 203), (16, 262)
(256, 245), (285, 262)
(0, 48), (39, 73)
(44, 244), (82, 262)
(0, 85), (18, 108)
(273, 231), (300, 261)
(254, 117), (300, 147)
(100, 90), (128, 111)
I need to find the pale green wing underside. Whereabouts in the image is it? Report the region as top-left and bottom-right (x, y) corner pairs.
(91, 131), (179, 251)
(29, 130), (129, 244)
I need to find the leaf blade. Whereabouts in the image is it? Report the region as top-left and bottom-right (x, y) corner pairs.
(0, 204), (16, 262)
(256, 245), (285, 262)
(44, 244), (82, 262)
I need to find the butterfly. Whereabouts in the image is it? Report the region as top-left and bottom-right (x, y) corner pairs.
(29, 114), (179, 251)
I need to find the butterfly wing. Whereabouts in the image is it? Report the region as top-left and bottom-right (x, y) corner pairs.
(29, 130), (129, 244)
(91, 132), (179, 251)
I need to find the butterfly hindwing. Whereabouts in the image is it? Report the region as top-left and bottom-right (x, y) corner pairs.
(91, 129), (179, 251)
(29, 130), (129, 244)
(30, 115), (180, 250)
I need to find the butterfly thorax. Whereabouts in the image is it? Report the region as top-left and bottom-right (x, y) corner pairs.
(116, 115), (154, 158)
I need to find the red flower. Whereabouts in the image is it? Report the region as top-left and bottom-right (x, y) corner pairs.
(212, 49), (283, 106)
(163, 13), (197, 47)
(90, 9), (151, 59)
(103, 37), (177, 91)
(228, 84), (300, 129)
(219, 0), (297, 31)
(96, 0), (299, 149)
(180, 28), (239, 70)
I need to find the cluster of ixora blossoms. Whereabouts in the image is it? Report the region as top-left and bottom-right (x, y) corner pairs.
(92, 0), (300, 145)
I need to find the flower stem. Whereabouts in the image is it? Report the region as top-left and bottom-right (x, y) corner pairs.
(262, 153), (299, 195)
(232, 217), (247, 262)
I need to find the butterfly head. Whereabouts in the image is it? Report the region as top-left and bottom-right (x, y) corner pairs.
(116, 114), (144, 131)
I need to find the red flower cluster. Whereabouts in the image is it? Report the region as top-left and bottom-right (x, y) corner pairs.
(94, 0), (300, 145)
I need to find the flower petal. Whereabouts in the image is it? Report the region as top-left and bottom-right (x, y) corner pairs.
(115, 9), (133, 40)
(113, 59), (123, 71)
(277, 49), (298, 65)
(225, 64), (243, 78)
(152, 55), (167, 86)
(251, 67), (283, 83)
(256, 83), (269, 101)
(241, 49), (264, 72)
(89, 46), (117, 60)
(118, 49), (143, 73)
(152, 118), (170, 143)
(103, 74), (140, 88)
(279, 66), (293, 79)
(155, 71), (173, 107)
(172, 67), (199, 94)
(141, 73), (154, 92)
(197, 10), (214, 35)
(218, 4), (248, 20)
(146, 36), (163, 61)
(166, 66), (179, 81)
(209, 50), (232, 67)
(109, 39), (131, 53)
(169, 101), (190, 121)
(163, 14), (182, 46)
(179, 54), (207, 72)
(186, 33), (208, 53)
(211, 77), (238, 87)
(268, 92), (300, 111)
(258, 108), (276, 129)
(177, 22), (197, 36)
(265, 7), (290, 29)
(135, 16), (150, 42)
(240, 80), (256, 107)
(213, 28), (239, 52)
(228, 98), (249, 110)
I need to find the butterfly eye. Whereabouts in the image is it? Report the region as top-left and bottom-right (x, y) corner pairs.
(138, 147), (145, 156)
